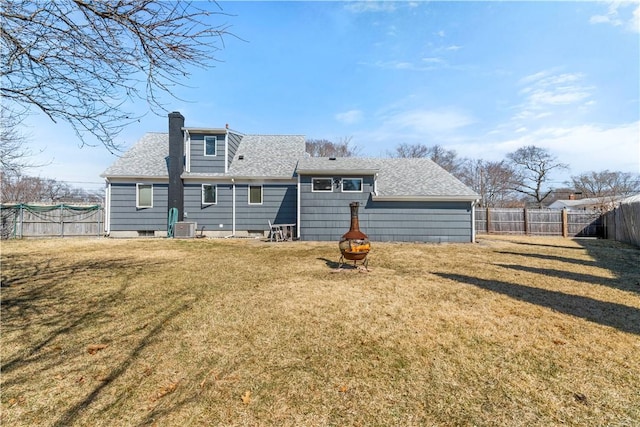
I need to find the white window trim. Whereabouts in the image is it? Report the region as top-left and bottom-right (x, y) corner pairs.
(248, 185), (263, 205)
(204, 135), (217, 156)
(136, 183), (153, 208)
(341, 178), (363, 193)
(202, 184), (217, 205)
(312, 177), (333, 192)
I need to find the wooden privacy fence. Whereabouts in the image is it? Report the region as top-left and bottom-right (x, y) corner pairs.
(1, 204), (104, 239)
(475, 208), (603, 238)
(602, 201), (640, 247)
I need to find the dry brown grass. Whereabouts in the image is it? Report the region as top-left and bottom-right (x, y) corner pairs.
(1, 235), (639, 426)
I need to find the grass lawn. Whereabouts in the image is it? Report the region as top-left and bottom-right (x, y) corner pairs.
(1, 235), (639, 426)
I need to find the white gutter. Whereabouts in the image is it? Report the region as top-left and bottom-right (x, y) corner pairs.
(371, 194), (480, 202)
(296, 168), (380, 175)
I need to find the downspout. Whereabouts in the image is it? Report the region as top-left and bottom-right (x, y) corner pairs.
(471, 199), (479, 243)
(184, 130), (190, 172)
(374, 173), (378, 196)
(224, 127), (229, 174)
(297, 173), (301, 240)
(229, 178), (236, 237)
(104, 181), (111, 235)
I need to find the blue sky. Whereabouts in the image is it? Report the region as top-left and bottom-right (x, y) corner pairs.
(24, 1), (640, 192)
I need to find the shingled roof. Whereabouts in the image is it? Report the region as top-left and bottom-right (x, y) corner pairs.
(296, 157), (478, 201)
(102, 131), (478, 201)
(102, 132), (305, 179)
(228, 134), (305, 178)
(101, 132), (169, 178)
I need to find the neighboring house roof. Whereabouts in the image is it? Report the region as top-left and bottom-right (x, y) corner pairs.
(101, 132), (169, 178)
(547, 199), (597, 210)
(620, 194), (640, 204)
(297, 157), (479, 201)
(548, 193), (640, 210)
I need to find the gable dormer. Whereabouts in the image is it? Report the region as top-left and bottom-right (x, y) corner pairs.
(183, 127), (228, 174)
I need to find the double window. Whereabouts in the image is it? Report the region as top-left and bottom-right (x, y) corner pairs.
(136, 184), (153, 208)
(312, 177), (363, 193)
(202, 184), (217, 204)
(204, 136), (217, 156)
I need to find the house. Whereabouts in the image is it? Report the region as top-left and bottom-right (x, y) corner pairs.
(102, 112), (480, 242)
(549, 194), (640, 212)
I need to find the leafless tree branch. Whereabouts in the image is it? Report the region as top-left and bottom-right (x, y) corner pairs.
(1, 0), (234, 153)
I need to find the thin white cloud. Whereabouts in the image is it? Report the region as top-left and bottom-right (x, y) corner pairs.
(364, 58), (448, 71)
(385, 108), (476, 135)
(335, 109), (364, 125)
(494, 122), (640, 176)
(631, 4), (640, 32)
(344, 1), (397, 14)
(590, 2), (640, 33)
(422, 57), (445, 64)
(514, 70), (595, 121)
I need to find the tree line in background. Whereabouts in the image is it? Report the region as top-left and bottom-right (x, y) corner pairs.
(0, 172), (103, 205)
(306, 139), (640, 210)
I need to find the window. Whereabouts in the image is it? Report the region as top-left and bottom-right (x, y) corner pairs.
(342, 178), (362, 192)
(202, 184), (217, 204)
(249, 185), (263, 205)
(204, 136), (217, 156)
(136, 184), (153, 208)
(312, 178), (332, 192)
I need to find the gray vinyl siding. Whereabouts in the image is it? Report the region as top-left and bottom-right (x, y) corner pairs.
(184, 183), (234, 232)
(235, 184), (297, 232)
(182, 182), (296, 233)
(299, 175), (473, 242)
(109, 182), (168, 231)
(227, 132), (242, 169)
(189, 132), (226, 173)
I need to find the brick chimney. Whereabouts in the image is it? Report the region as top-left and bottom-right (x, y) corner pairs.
(168, 111), (185, 221)
(569, 193), (576, 200)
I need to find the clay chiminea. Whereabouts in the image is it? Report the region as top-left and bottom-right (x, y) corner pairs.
(338, 202), (370, 263)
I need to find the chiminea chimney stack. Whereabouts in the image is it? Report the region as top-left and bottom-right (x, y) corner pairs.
(168, 111), (185, 221)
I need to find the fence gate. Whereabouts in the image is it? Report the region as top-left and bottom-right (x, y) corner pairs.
(1, 204), (103, 239)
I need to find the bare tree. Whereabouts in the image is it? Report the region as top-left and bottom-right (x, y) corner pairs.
(0, 171), (103, 204)
(569, 170), (640, 198)
(506, 145), (568, 208)
(459, 159), (518, 207)
(568, 170), (640, 211)
(389, 143), (430, 159)
(1, 0), (232, 152)
(306, 137), (359, 157)
(0, 105), (39, 173)
(389, 143), (467, 176)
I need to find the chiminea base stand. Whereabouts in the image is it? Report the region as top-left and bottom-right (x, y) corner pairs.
(338, 255), (369, 271)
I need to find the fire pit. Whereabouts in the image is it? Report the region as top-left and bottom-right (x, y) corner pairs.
(338, 202), (370, 269)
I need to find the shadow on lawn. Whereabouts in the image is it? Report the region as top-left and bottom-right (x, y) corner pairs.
(496, 239), (640, 295)
(435, 273), (640, 335)
(1, 252), (197, 426)
(1, 256), (157, 374)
